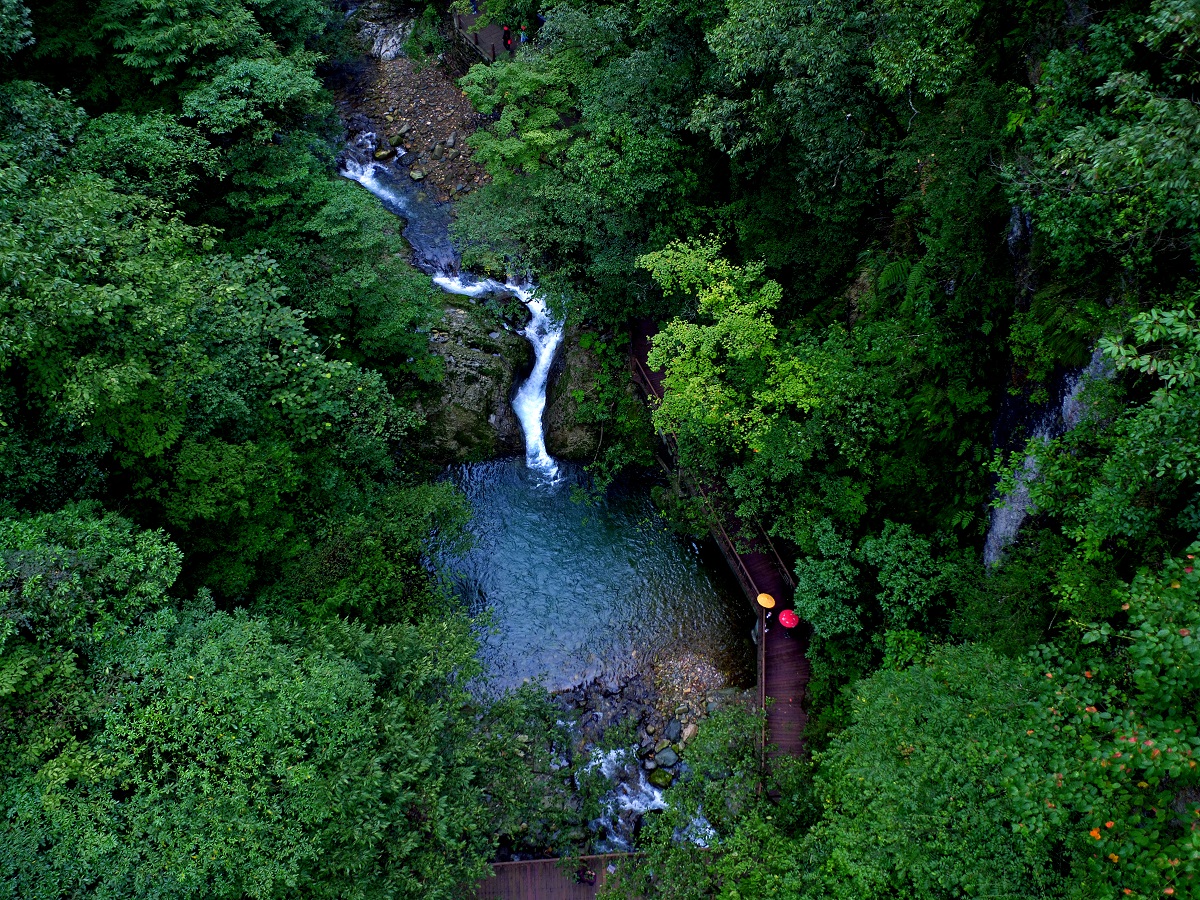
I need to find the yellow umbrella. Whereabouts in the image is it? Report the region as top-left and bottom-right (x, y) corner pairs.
(756, 593), (776, 609)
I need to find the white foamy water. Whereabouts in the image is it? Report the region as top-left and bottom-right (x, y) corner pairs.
(512, 290), (563, 478)
(587, 748), (668, 852)
(341, 142), (564, 480)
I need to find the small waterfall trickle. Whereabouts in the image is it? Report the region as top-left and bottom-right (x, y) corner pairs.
(983, 348), (1111, 565)
(339, 131), (564, 479)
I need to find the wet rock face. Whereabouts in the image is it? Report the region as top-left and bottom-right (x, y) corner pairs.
(357, 16), (413, 61)
(418, 299), (532, 462)
(543, 326), (603, 462)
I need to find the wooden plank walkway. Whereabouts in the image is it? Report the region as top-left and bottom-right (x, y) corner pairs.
(629, 320), (810, 758)
(477, 855), (628, 900)
(453, 12), (523, 63)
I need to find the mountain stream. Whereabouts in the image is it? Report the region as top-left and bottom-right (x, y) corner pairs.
(340, 131), (751, 851)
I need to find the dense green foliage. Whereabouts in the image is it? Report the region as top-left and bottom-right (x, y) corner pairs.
(4, 0), (1200, 894)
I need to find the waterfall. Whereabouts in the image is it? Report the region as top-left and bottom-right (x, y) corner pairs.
(434, 276), (563, 478)
(983, 348), (1111, 565)
(340, 132), (564, 479)
(511, 290), (563, 477)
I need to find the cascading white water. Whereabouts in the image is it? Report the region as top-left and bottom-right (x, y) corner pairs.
(432, 275), (563, 479)
(586, 748), (668, 852)
(511, 291), (563, 477)
(340, 141), (564, 479)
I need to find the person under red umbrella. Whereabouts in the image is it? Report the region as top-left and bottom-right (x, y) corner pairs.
(778, 608), (799, 637)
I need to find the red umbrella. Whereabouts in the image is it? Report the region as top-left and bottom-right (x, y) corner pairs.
(778, 609), (799, 629)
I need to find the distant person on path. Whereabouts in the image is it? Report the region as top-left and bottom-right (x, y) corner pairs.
(520, 24), (527, 44)
(503, 25), (512, 55)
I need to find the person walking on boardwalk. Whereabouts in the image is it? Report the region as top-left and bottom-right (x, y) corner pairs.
(503, 25), (512, 56)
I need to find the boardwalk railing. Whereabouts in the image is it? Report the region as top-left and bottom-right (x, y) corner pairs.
(629, 353), (768, 713)
(629, 336), (809, 759)
(452, 12), (518, 64)
(477, 854), (636, 900)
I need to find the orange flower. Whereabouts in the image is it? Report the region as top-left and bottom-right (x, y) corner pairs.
(1084, 670), (1093, 678)
(1123, 890), (1132, 896)
(1164, 888), (1175, 896)
(1086, 706), (1098, 713)
(1109, 853), (1120, 862)
(1180, 629), (1191, 637)
(1090, 828), (1102, 839)
(1106, 821), (1115, 828)
(1122, 603), (1131, 610)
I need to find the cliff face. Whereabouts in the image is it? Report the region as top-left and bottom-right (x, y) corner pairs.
(543, 325), (603, 462)
(418, 298), (531, 462)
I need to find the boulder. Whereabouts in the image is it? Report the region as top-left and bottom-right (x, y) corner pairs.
(653, 738), (670, 754)
(398, 152), (418, 166)
(664, 719), (682, 742)
(542, 326), (604, 460)
(374, 147), (396, 160)
(682, 723), (698, 743)
(416, 301), (531, 462)
(648, 768), (674, 789)
(654, 747), (678, 768)
(409, 168), (425, 181)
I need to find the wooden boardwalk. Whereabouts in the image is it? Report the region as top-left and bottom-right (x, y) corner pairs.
(452, 12), (523, 63)
(477, 856), (627, 900)
(629, 320), (810, 758)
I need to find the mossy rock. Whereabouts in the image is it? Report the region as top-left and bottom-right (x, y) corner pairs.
(418, 300), (531, 462)
(648, 767), (674, 789)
